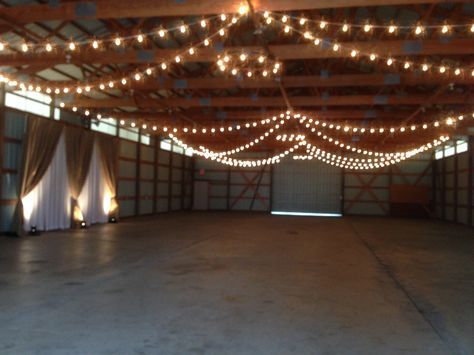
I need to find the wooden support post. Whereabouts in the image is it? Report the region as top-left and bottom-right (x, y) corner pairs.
(442, 157), (446, 221)
(0, 84), (5, 212)
(388, 166), (393, 216)
(226, 166), (231, 211)
(340, 168), (345, 215)
(134, 133), (141, 216)
(454, 149), (459, 223)
(180, 153), (185, 210)
(190, 156), (195, 211)
(468, 136), (473, 227)
(152, 137), (159, 214)
(168, 144), (173, 212)
(269, 164), (274, 213)
(432, 159), (437, 217)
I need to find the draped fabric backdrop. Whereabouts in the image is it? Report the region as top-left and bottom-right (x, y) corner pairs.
(97, 135), (119, 217)
(78, 141), (109, 225)
(65, 126), (94, 224)
(16, 117), (63, 235)
(22, 134), (70, 231)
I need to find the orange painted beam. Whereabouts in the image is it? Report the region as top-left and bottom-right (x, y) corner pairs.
(66, 94), (473, 109)
(1, 39), (473, 67)
(0, 0), (462, 24)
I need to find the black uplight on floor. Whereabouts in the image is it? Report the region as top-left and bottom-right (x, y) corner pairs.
(80, 221), (87, 229)
(108, 216), (117, 223)
(29, 226), (40, 236)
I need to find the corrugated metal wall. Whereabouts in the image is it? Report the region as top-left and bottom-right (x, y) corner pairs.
(343, 153), (433, 216)
(0, 107), (193, 233)
(0, 109), (26, 232)
(434, 139), (473, 226)
(194, 153), (271, 211)
(273, 159), (341, 214)
(116, 141), (194, 218)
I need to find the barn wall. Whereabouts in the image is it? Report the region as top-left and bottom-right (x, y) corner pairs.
(343, 153), (433, 216)
(193, 153), (271, 211)
(0, 105), (193, 234)
(433, 137), (473, 227)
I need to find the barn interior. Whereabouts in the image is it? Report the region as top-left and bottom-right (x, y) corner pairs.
(0, 0), (473, 353)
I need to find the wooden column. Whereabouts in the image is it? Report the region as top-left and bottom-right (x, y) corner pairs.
(468, 136), (473, 227)
(180, 153), (185, 210)
(152, 138), (159, 214)
(134, 131), (141, 216)
(340, 168), (345, 215)
(226, 166), (231, 211)
(168, 144), (173, 212)
(454, 148), (459, 223)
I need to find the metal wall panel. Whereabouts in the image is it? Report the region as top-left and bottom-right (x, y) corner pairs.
(273, 159), (341, 214)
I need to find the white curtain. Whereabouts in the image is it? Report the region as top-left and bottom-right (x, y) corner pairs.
(22, 134), (70, 231)
(78, 141), (109, 225)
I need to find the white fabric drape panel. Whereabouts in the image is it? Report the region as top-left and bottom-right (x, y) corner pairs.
(22, 134), (70, 231)
(78, 141), (109, 225)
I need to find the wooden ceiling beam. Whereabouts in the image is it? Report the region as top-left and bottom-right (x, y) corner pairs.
(1, 39), (473, 67)
(66, 94), (473, 109)
(44, 73), (473, 91)
(107, 108), (453, 121)
(1, 0), (465, 24)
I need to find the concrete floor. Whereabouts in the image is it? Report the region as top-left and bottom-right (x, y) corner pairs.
(0, 213), (473, 355)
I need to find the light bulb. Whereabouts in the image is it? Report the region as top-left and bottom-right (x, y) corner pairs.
(284, 25), (290, 33)
(320, 21), (326, 29)
(238, 5), (248, 15)
(220, 14), (227, 21)
(0, 42), (4, 51)
(200, 19), (207, 28)
(158, 29), (166, 37)
(299, 18), (306, 25)
(137, 34), (144, 43)
(404, 61), (410, 69)
(342, 24), (349, 32)
(314, 38), (320, 45)
(239, 53), (247, 61)
(45, 43), (53, 52)
(441, 25), (449, 34)
(161, 63), (167, 70)
(350, 49), (357, 57)
(92, 40), (99, 49)
(454, 68), (461, 75)
(415, 25), (423, 35)
(121, 78), (127, 85)
(114, 37), (122, 46)
(99, 83), (105, 90)
(364, 23), (372, 32)
(422, 64), (429, 71)
(146, 68), (152, 75)
(388, 25), (397, 33)
(231, 68), (238, 75)
(204, 39), (210, 46)
(332, 43), (339, 51)
(189, 47), (195, 55)
(175, 55), (181, 63)
(134, 73), (141, 81)
(258, 55), (265, 63)
(369, 53), (376, 61)
(68, 41), (76, 51)
(262, 70), (268, 77)
(219, 28), (225, 36)
(21, 43), (28, 52)
(387, 58), (393, 66)
(439, 66), (446, 73)
(282, 15), (288, 23)
(180, 25), (187, 33)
